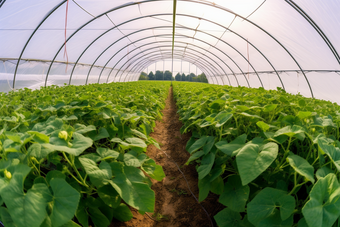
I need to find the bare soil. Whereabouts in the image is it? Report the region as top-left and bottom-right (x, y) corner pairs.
(111, 87), (221, 227)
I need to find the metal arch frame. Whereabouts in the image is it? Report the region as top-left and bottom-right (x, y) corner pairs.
(121, 53), (216, 83)
(11, 0), (338, 96)
(12, 0), (67, 88)
(106, 42), (229, 85)
(176, 1), (313, 96)
(41, 10), (277, 89)
(117, 47), (227, 85)
(118, 50), (220, 83)
(70, 25), (247, 87)
(285, 0), (340, 65)
(84, 25), (254, 87)
(98, 35), (240, 86)
(124, 53), (222, 83)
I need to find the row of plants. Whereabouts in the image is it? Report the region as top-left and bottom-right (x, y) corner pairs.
(173, 82), (340, 227)
(0, 81), (170, 227)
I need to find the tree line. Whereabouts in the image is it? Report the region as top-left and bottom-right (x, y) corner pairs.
(139, 70), (208, 83)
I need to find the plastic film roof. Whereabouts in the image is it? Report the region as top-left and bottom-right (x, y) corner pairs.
(1, 0), (340, 103)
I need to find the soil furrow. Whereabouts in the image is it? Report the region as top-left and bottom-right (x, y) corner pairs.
(112, 86), (219, 227)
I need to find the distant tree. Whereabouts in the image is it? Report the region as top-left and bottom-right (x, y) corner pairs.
(197, 73), (208, 83)
(164, 70), (172, 80)
(148, 71), (155, 80)
(181, 73), (186, 81)
(175, 73), (181, 81)
(155, 70), (163, 80)
(138, 72), (148, 80)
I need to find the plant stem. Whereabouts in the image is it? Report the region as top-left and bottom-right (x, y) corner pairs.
(62, 152), (89, 188)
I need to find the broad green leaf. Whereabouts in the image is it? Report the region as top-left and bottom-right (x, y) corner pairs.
(274, 125), (305, 141)
(27, 131), (49, 143)
(239, 112), (263, 119)
(112, 204), (133, 222)
(90, 128), (110, 141)
(203, 136), (215, 154)
(45, 178), (81, 227)
(198, 175), (211, 202)
(124, 153), (141, 167)
(188, 136), (209, 154)
(318, 140), (340, 172)
(27, 143), (55, 159)
(0, 207), (17, 227)
(97, 185), (121, 208)
(247, 187), (295, 226)
(257, 209), (294, 227)
(256, 121), (270, 132)
(125, 137), (147, 148)
(74, 124), (96, 134)
(75, 200), (88, 227)
(236, 142), (278, 185)
(302, 173), (340, 227)
(316, 167), (333, 180)
(210, 176), (224, 195)
(1, 166), (48, 227)
(197, 152), (215, 180)
(46, 170), (65, 184)
(215, 111), (233, 128)
(88, 207), (110, 227)
(214, 208), (242, 227)
(263, 104), (277, 112)
(79, 158), (111, 187)
(185, 150), (204, 164)
(109, 162), (155, 212)
(141, 158), (166, 181)
(215, 134), (247, 157)
(219, 175), (249, 212)
(287, 153), (315, 183)
(96, 147), (119, 160)
(297, 111), (312, 119)
(47, 132), (93, 156)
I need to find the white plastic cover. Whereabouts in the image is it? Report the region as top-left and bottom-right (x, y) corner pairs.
(1, 0), (340, 103)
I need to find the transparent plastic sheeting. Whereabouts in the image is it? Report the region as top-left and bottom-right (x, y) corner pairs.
(1, 0), (340, 104)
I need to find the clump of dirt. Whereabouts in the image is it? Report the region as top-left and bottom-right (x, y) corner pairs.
(111, 87), (221, 227)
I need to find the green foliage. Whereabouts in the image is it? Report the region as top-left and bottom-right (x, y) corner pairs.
(173, 82), (340, 227)
(0, 81), (169, 226)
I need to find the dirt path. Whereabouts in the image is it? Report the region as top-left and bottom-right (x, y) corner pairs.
(111, 87), (220, 227)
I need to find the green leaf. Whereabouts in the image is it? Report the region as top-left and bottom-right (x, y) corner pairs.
(263, 104), (277, 112)
(302, 173), (340, 227)
(1, 165), (49, 227)
(88, 207), (110, 227)
(27, 131), (49, 143)
(46, 170), (66, 184)
(210, 176), (224, 195)
(215, 111), (233, 128)
(48, 178), (81, 227)
(112, 203), (133, 222)
(247, 187), (295, 226)
(198, 175), (211, 202)
(97, 185), (121, 208)
(124, 153), (141, 167)
(197, 152), (215, 180)
(236, 142), (278, 185)
(79, 158), (111, 187)
(215, 134), (247, 157)
(287, 153), (315, 183)
(318, 140), (340, 172)
(109, 162), (155, 212)
(141, 158), (166, 181)
(256, 121), (270, 132)
(203, 136), (215, 154)
(125, 137), (147, 148)
(188, 136), (209, 154)
(214, 208), (242, 227)
(90, 128), (110, 141)
(219, 175), (249, 212)
(96, 147), (119, 160)
(0, 207), (17, 227)
(186, 150), (204, 164)
(316, 167), (333, 180)
(47, 132), (93, 156)
(27, 143), (55, 159)
(274, 125), (305, 140)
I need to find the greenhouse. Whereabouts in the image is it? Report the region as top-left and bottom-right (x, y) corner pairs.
(1, 0), (340, 227)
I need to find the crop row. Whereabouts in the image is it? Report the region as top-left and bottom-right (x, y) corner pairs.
(0, 81), (170, 227)
(173, 82), (340, 227)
